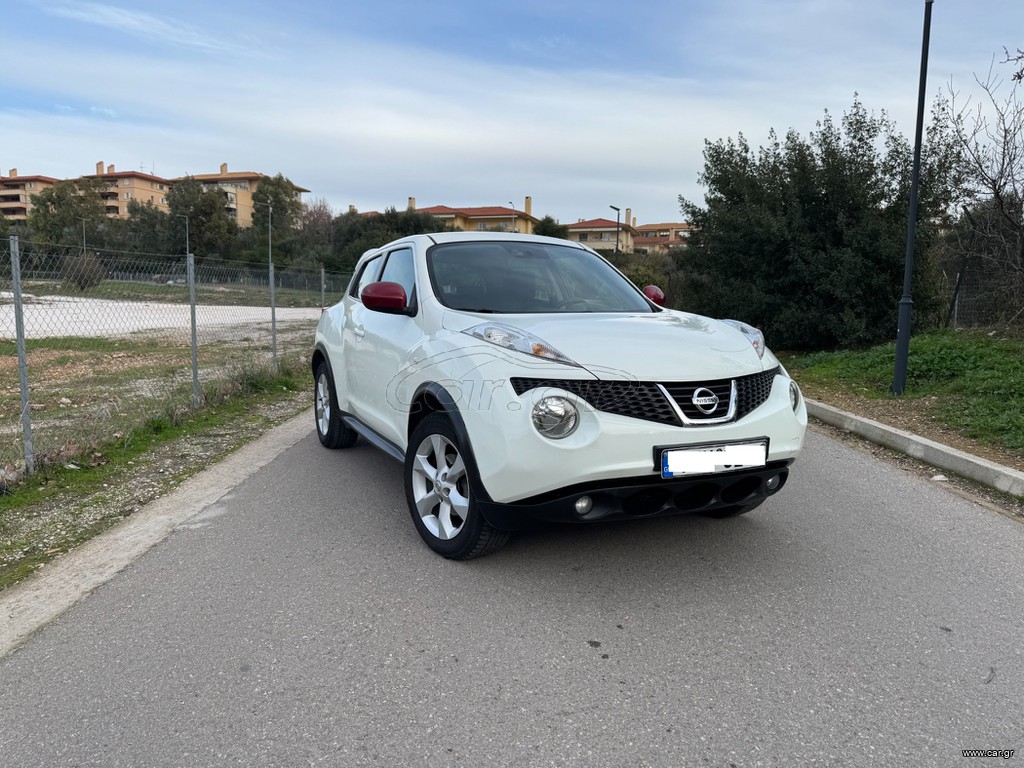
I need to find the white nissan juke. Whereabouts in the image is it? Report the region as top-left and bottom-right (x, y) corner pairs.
(313, 232), (806, 559)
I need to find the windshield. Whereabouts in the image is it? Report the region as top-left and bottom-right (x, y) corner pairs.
(427, 241), (655, 314)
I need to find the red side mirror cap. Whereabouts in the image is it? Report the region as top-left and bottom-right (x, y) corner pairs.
(642, 285), (665, 306)
(361, 281), (410, 314)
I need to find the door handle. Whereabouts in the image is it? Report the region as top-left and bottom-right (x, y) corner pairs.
(354, 325), (366, 339)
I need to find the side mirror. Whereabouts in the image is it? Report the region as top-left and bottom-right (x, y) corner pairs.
(361, 281), (412, 315)
(642, 285), (666, 306)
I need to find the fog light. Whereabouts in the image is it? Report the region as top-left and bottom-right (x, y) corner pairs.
(766, 474), (781, 491)
(531, 396), (579, 438)
(789, 381), (801, 412)
(574, 496), (593, 516)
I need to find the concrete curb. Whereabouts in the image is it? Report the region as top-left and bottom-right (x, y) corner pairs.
(806, 399), (1024, 499)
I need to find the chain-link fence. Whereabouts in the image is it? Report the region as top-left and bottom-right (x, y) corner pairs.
(943, 253), (1024, 329)
(2, 236), (350, 484)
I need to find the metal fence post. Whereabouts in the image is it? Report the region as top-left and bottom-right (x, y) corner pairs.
(187, 252), (200, 407)
(10, 236), (34, 475)
(269, 261), (278, 371)
(321, 266), (326, 308)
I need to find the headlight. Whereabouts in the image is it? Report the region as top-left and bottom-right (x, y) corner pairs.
(531, 396), (579, 439)
(789, 381), (801, 412)
(721, 319), (765, 359)
(463, 322), (578, 366)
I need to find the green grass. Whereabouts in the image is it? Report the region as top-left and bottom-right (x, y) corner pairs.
(782, 329), (1024, 454)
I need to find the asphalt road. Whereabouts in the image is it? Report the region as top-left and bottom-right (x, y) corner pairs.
(1, 419), (1022, 767)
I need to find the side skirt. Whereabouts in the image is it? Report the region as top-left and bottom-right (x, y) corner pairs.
(341, 416), (405, 463)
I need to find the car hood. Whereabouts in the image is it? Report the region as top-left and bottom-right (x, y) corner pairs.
(441, 310), (767, 381)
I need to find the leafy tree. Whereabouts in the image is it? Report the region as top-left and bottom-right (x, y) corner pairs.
(252, 174), (303, 233)
(533, 215), (569, 239)
(292, 198), (335, 270)
(27, 178), (107, 247)
(331, 208), (446, 272)
(247, 174), (305, 268)
(0, 210), (8, 240)
(677, 97), (961, 349)
(167, 177), (237, 261)
(125, 199), (172, 254)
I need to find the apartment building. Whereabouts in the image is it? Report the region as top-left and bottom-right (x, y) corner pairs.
(179, 164), (309, 227)
(633, 222), (692, 254)
(85, 162), (172, 217)
(0, 169), (60, 220)
(2, 162), (308, 227)
(411, 196), (539, 234)
(566, 208), (637, 252)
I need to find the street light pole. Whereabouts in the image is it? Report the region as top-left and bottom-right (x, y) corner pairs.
(176, 214), (190, 255)
(892, 0), (934, 395)
(78, 217), (86, 256)
(609, 205), (621, 253)
(508, 201), (516, 233)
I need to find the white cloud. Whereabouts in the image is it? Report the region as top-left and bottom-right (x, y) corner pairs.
(5, 0), (1024, 224)
(38, 1), (253, 56)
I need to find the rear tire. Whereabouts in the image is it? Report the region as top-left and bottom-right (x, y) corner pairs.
(404, 413), (509, 559)
(314, 361), (357, 449)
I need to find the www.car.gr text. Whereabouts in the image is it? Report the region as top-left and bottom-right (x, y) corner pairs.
(962, 749), (1015, 759)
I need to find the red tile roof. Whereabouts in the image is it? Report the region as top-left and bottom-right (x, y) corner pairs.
(85, 170), (171, 184)
(568, 218), (620, 229)
(0, 175), (61, 184)
(417, 205), (535, 220)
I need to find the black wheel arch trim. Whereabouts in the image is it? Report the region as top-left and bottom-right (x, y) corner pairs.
(312, 343), (333, 378)
(409, 382), (495, 503)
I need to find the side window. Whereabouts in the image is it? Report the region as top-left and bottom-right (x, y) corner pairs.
(350, 255), (383, 299)
(378, 248), (416, 305)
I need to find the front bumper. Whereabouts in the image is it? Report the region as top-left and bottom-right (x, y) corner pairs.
(477, 459), (793, 531)
(462, 368), (806, 504)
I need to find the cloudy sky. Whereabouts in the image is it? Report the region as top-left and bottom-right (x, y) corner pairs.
(3, 0), (1022, 226)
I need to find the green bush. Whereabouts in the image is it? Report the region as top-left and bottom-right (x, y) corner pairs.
(677, 97), (961, 350)
(61, 253), (108, 290)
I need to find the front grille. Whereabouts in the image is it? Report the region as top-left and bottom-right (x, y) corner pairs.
(661, 380), (734, 421)
(510, 378), (678, 425)
(735, 366), (780, 419)
(510, 366), (780, 427)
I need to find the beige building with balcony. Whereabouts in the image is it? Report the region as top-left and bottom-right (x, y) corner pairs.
(634, 222), (692, 254)
(179, 164), (309, 227)
(85, 162), (172, 217)
(567, 209), (637, 252)
(2, 162), (308, 227)
(410, 196), (540, 234)
(0, 169), (60, 220)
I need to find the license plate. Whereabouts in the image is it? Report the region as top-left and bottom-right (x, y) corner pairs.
(661, 440), (767, 478)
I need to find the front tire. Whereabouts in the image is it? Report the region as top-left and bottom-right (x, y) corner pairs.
(314, 361), (357, 449)
(404, 413), (509, 559)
